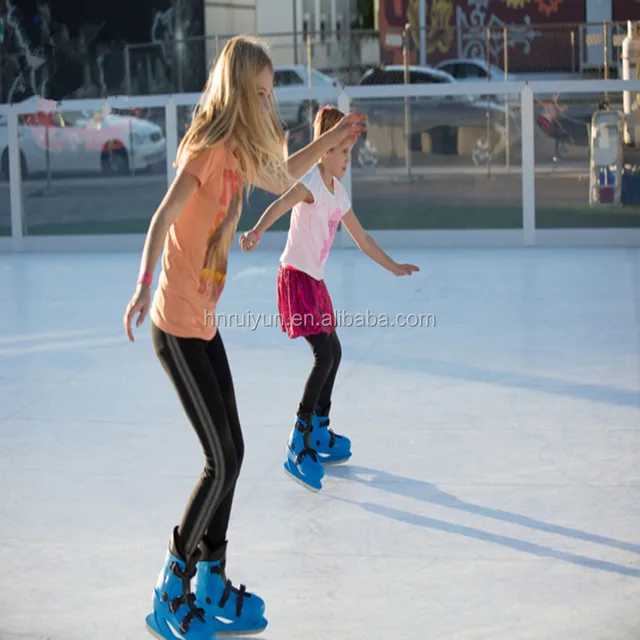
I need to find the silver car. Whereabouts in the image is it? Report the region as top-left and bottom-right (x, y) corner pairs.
(356, 65), (513, 131)
(355, 65), (519, 165)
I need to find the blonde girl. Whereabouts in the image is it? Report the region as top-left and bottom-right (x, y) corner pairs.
(123, 36), (364, 640)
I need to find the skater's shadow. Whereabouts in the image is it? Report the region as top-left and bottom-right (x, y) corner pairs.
(324, 465), (640, 578)
(340, 347), (640, 410)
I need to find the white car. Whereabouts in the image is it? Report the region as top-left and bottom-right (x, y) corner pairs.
(0, 101), (166, 179)
(273, 65), (341, 126)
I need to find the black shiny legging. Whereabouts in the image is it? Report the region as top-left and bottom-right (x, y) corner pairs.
(298, 331), (342, 415)
(151, 323), (244, 562)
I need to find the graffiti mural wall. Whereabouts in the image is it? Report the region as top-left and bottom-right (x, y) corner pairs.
(378, 0), (588, 71)
(0, 0), (205, 104)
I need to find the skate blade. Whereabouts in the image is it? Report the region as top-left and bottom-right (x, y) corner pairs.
(145, 615), (169, 640)
(214, 619), (268, 637)
(215, 625), (268, 637)
(320, 455), (352, 466)
(283, 462), (321, 492)
(145, 624), (164, 640)
(320, 450), (352, 466)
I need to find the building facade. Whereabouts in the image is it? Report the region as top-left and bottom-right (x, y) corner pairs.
(376, 0), (640, 73)
(204, 0), (359, 67)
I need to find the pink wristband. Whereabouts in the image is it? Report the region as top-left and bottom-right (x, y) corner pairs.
(252, 229), (261, 242)
(138, 272), (152, 287)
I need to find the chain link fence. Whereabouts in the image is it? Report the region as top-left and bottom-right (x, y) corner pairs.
(118, 21), (633, 98)
(0, 21), (632, 106)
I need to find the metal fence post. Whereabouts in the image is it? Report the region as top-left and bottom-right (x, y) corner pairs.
(165, 98), (178, 188)
(403, 24), (412, 179)
(124, 45), (132, 96)
(176, 40), (184, 93)
(486, 27), (492, 179)
(521, 85), (536, 246)
(293, 0), (298, 64)
(45, 119), (51, 188)
(306, 33), (313, 137)
(338, 89), (353, 248)
(504, 26), (510, 172)
(419, 0), (426, 66)
(8, 107), (24, 250)
(306, 32), (312, 84)
(604, 20), (609, 99)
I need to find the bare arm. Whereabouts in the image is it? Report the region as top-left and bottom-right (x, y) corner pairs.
(254, 112), (367, 195)
(124, 169), (199, 340)
(240, 182), (311, 251)
(137, 169), (199, 283)
(341, 209), (420, 276)
(285, 127), (346, 181)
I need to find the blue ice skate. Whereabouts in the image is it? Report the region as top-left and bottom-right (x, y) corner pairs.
(195, 541), (267, 636)
(312, 403), (352, 466)
(283, 412), (325, 491)
(145, 531), (214, 640)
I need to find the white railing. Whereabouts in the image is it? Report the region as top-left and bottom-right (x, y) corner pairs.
(3, 78), (640, 253)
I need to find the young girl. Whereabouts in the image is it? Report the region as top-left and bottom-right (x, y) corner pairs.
(123, 40), (365, 639)
(240, 105), (419, 492)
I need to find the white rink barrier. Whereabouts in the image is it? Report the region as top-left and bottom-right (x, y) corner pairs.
(3, 79), (640, 252)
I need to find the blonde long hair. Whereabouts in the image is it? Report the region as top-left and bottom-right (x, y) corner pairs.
(176, 35), (289, 192)
(199, 187), (242, 302)
(177, 36), (290, 299)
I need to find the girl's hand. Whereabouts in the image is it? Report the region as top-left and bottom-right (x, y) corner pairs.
(124, 285), (151, 342)
(392, 263), (420, 276)
(240, 229), (260, 252)
(328, 112), (367, 147)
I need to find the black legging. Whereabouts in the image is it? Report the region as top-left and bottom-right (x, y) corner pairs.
(151, 323), (244, 562)
(298, 331), (342, 415)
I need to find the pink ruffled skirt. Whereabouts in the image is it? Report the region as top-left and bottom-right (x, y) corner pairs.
(277, 265), (336, 339)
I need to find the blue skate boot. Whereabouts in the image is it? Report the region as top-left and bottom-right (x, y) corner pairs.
(145, 528), (214, 640)
(283, 412), (325, 491)
(195, 540), (267, 636)
(312, 403), (352, 465)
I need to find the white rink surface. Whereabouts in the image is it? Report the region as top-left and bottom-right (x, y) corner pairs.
(1, 246), (640, 640)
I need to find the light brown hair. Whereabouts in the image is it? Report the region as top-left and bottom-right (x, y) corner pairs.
(313, 105), (345, 141)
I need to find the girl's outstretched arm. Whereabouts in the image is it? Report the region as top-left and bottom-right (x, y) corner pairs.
(123, 169), (199, 341)
(254, 113), (366, 195)
(240, 182), (311, 251)
(285, 112), (366, 181)
(341, 209), (420, 276)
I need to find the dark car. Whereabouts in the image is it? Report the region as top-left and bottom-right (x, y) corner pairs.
(356, 65), (515, 133)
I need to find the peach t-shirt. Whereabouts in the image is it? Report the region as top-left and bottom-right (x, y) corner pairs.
(150, 143), (242, 341)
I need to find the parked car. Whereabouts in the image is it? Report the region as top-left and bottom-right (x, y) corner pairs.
(273, 65), (341, 126)
(357, 65), (512, 130)
(356, 65), (519, 164)
(434, 58), (518, 102)
(360, 63), (456, 87)
(0, 98), (166, 179)
(434, 58), (517, 83)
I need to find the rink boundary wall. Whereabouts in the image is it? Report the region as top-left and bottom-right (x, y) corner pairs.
(3, 79), (640, 252)
(5, 230), (639, 254)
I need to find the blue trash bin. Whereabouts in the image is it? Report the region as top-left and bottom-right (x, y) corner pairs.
(621, 166), (640, 205)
